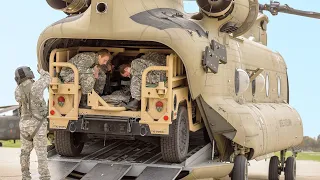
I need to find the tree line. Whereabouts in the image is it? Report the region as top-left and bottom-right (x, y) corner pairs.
(295, 135), (320, 152)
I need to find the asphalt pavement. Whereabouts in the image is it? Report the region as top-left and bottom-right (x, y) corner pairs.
(0, 147), (319, 180)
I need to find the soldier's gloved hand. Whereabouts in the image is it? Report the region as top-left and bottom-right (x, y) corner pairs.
(93, 65), (99, 79)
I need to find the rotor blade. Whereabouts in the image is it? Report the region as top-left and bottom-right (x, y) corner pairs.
(0, 105), (19, 114)
(278, 4), (320, 19)
(260, 2), (320, 19)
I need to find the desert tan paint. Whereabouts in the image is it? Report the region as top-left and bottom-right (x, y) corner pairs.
(38, 0), (303, 163)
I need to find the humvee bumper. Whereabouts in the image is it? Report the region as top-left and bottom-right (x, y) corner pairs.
(50, 115), (172, 137)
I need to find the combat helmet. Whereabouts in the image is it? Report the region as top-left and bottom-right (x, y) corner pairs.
(14, 66), (35, 85)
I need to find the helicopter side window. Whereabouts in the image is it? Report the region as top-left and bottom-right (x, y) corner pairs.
(265, 73), (270, 97)
(277, 76), (281, 97)
(252, 74), (265, 96)
(235, 69), (250, 95)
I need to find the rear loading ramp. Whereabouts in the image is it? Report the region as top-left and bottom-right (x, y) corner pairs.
(43, 132), (233, 180)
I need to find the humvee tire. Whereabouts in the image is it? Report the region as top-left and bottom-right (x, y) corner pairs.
(160, 106), (189, 163)
(54, 131), (84, 157)
(269, 156), (280, 180)
(231, 155), (248, 180)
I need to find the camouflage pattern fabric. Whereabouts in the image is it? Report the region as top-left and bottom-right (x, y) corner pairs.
(14, 69), (51, 180)
(94, 65), (107, 95)
(59, 52), (107, 95)
(130, 52), (166, 100)
(102, 86), (131, 106)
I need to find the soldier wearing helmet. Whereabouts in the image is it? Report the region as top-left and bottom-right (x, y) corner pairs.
(14, 65), (51, 180)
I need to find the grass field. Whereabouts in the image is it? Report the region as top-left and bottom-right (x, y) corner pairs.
(274, 151), (320, 162)
(0, 140), (21, 148)
(0, 140), (51, 148)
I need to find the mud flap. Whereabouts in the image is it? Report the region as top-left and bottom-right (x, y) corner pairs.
(81, 164), (132, 180)
(136, 167), (182, 180)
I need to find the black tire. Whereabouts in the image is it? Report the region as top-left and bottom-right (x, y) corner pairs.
(285, 156), (296, 180)
(160, 106), (189, 163)
(269, 156), (280, 180)
(231, 155), (248, 180)
(55, 131), (84, 157)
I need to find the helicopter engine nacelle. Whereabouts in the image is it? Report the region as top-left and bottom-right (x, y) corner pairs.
(46, 0), (91, 15)
(196, 0), (259, 37)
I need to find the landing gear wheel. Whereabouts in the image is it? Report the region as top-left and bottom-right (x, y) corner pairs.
(55, 131), (84, 157)
(284, 156), (296, 180)
(160, 106), (189, 163)
(269, 156), (280, 180)
(231, 155), (248, 180)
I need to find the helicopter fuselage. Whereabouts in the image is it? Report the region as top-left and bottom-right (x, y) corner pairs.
(38, 0), (303, 161)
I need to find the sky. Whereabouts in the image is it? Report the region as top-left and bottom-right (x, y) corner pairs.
(0, 1), (319, 138)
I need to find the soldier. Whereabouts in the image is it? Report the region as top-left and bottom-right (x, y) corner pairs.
(119, 52), (166, 110)
(14, 66), (51, 180)
(59, 49), (112, 106)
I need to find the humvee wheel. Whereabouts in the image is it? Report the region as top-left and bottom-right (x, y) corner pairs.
(231, 155), (248, 180)
(284, 156), (296, 180)
(55, 131), (84, 157)
(160, 106), (189, 163)
(269, 156), (280, 180)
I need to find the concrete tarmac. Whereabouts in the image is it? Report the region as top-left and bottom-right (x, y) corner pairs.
(0, 147), (319, 180)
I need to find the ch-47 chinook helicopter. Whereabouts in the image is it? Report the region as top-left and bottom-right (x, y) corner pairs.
(0, 105), (20, 146)
(37, 0), (319, 179)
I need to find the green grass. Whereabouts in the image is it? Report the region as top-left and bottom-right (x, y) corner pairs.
(0, 139), (52, 148)
(274, 151), (320, 162)
(0, 140), (21, 148)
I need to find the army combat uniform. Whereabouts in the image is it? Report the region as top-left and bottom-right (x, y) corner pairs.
(102, 86), (131, 106)
(130, 52), (167, 101)
(59, 52), (107, 95)
(15, 69), (51, 180)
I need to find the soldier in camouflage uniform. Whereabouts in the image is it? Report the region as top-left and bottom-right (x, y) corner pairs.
(14, 66), (51, 180)
(102, 85), (131, 106)
(119, 52), (166, 110)
(59, 49), (112, 106)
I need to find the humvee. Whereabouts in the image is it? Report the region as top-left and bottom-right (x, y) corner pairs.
(48, 47), (204, 163)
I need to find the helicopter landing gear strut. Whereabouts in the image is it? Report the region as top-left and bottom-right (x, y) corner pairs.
(268, 149), (297, 180)
(230, 144), (250, 180)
